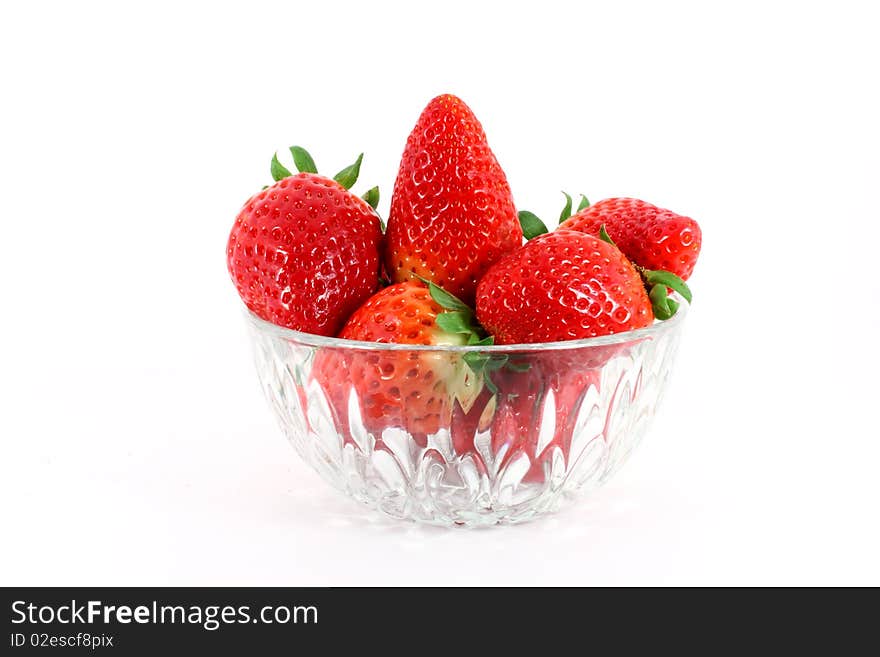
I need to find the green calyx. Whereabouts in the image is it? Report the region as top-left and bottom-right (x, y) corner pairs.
(643, 269), (693, 304)
(519, 210), (548, 239)
(435, 311), (476, 335)
(333, 153), (363, 190)
(416, 276), (471, 313)
(649, 285), (680, 320)
(414, 276), (509, 392)
(423, 282), (486, 345)
(519, 191), (591, 240)
(463, 351), (506, 394)
(559, 191), (573, 223)
(560, 190), (590, 221)
(462, 350), (532, 395)
(268, 146), (377, 198)
(270, 153), (292, 181)
(362, 186), (383, 229)
(290, 146), (318, 174)
(362, 186), (379, 210)
(639, 267), (692, 320)
(598, 223), (617, 247)
(272, 145), (318, 180)
(643, 268), (691, 319)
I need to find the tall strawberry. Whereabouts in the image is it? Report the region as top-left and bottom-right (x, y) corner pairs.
(227, 148), (382, 335)
(384, 94), (523, 304)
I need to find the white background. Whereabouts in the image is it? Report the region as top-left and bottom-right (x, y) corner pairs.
(2, 1), (878, 586)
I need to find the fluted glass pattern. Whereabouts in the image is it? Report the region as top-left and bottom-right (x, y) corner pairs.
(245, 304), (685, 527)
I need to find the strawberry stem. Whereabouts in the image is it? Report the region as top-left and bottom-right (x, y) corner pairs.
(644, 270), (692, 304)
(641, 268), (691, 318)
(649, 285), (674, 320)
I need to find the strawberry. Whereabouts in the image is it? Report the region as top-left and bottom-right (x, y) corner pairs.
(475, 231), (656, 345)
(384, 94), (523, 304)
(312, 280), (490, 442)
(559, 197), (701, 281)
(227, 148), (382, 335)
(487, 350), (610, 485)
(488, 366), (543, 477)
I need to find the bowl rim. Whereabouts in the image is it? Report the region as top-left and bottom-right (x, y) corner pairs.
(245, 294), (688, 353)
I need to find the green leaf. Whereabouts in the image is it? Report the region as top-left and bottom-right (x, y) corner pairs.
(559, 191), (573, 223)
(644, 270), (693, 304)
(436, 311), (473, 335)
(419, 278), (472, 313)
(463, 351), (489, 372)
(289, 146), (318, 174)
(649, 284), (674, 320)
(506, 359), (530, 372)
(577, 194), (591, 212)
(463, 352), (507, 372)
(362, 186), (379, 209)
(599, 224), (618, 248)
(333, 153), (363, 190)
(518, 210), (548, 240)
(462, 340), (501, 395)
(270, 153), (292, 181)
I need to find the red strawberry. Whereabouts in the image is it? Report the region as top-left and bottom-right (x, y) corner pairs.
(488, 353), (606, 485)
(227, 152), (382, 335)
(476, 231), (655, 345)
(488, 366), (542, 475)
(384, 94), (523, 304)
(312, 281), (488, 442)
(560, 197), (701, 281)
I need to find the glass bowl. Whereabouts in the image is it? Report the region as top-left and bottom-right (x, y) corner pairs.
(244, 300), (687, 527)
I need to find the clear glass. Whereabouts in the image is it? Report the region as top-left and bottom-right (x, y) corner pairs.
(245, 300), (686, 527)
